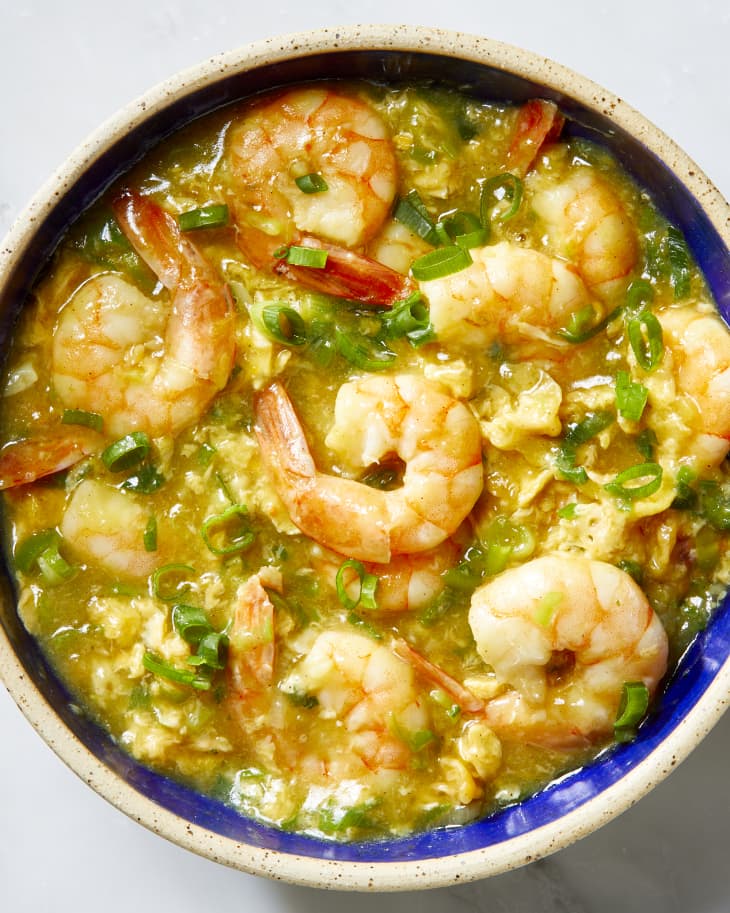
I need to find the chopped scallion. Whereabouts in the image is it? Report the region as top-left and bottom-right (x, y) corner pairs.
(557, 305), (622, 344)
(628, 311), (664, 372)
(615, 370), (649, 422)
(380, 292), (435, 347)
(479, 173), (524, 223)
(201, 504), (255, 556)
(335, 328), (396, 371)
(253, 303), (307, 346)
(614, 681), (650, 729)
(294, 173), (328, 194)
(666, 226), (691, 299)
(102, 432), (151, 472)
(394, 190), (437, 242)
(143, 652), (212, 690)
(282, 246), (328, 269)
(151, 563), (195, 602)
(143, 515), (158, 552)
(411, 245), (472, 281)
(604, 462), (663, 501)
(37, 544), (76, 586)
(336, 559), (379, 611)
(172, 604), (213, 644)
(61, 409), (104, 432)
(178, 203), (229, 231)
(15, 528), (61, 573)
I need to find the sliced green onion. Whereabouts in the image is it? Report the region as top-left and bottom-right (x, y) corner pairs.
(628, 311), (664, 372)
(215, 471), (235, 505)
(172, 604), (213, 644)
(666, 226), (691, 299)
(480, 173), (524, 223)
(336, 559), (378, 611)
(253, 303), (307, 346)
(672, 466), (697, 510)
(534, 591), (562, 627)
(283, 246), (328, 269)
(201, 504), (255, 556)
(347, 611), (383, 640)
(186, 630), (228, 670)
(635, 428), (657, 461)
(557, 304), (622, 344)
(360, 462), (403, 491)
(557, 503), (578, 520)
(557, 411), (615, 484)
(695, 526), (720, 571)
(178, 203), (229, 231)
(15, 528), (61, 573)
(411, 245), (472, 281)
(102, 432), (151, 472)
(698, 481), (730, 530)
(617, 559), (644, 584)
(625, 279), (655, 316)
(143, 516), (157, 552)
(122, 463), (165, 494)
(294, 173), (328, 194)
(614, 681), (650, 729)
(615, 370), (649, 422)
(335, 328), (396, 371)
(37, 544), (76, 586)
(61, 409), (104, 432)
(151, 563), (195, 602)
(143, 652), (212, 690)
(394, 190), (437, 242)
(604, 462), (663, 501)
(197, 442), (216, 467)
(380, 292), (435, 347)
(439, 211), (488, 249)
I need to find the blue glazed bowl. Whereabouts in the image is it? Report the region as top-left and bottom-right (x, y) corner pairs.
(0, 26), (728, 890)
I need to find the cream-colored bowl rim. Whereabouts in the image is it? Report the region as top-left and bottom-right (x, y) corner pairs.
(1, 24), (728, 892)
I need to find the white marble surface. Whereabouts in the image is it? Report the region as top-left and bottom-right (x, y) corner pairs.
(1, 1), (729, 910)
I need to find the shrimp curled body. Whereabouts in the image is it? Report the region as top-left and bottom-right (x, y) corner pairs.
(52, 191), (235, 439)
(469, 555), (668, 748)
(254, 375), (484, 563)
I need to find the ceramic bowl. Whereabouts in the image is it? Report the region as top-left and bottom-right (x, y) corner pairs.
(0, 25), (728, 891)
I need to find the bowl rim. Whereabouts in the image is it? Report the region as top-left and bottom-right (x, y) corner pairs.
(0, 23), (729, 892)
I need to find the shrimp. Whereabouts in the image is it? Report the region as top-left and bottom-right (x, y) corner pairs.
(505, 99), (564, 177)
(315, 538), (461, 614)
(52, 190), (235, 439)
(468, 555), (668, 749)
(419, 241), (594, 350)
(226, 86), (411, 305)
(254, 375), (484, 563)
(531, 168), (639, 301)
(280, 629), (431, 773)
(0, 428), (102, 490)
(658, 306), (730, 454)
(60, 479), (161, 578)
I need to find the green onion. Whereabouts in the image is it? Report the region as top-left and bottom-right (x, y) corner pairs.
(625, 279), (655, 316)
(534, 591), (562, 627)
(14, 528), (61, 573)
(628, 311), (664, 371)
(197, 442), (216, 467)
(37, 544), (76, 586)
(294, 173), (328, 194)
(635, 428), (657, 461)
(335, 328), (396, 371)
(122, 463), (165, 494)
(604, 462), (663, 501)
(253, 303), (307, 346)
(666, 226), (691, 299)
(282, 246), (328, 269)
(394, 190), (437, 242)
(201, 504), (255, 556)
(556, 411), (615, 484)
(672, 466), (697, 510)
(380, 292), (435, 347)
(143, 652), (212, 690)
(186, 630), (228, 670)
(336, 559), (378, 611)
(286, 690), (318, 709)
(151, 563), (195, 602)
(557, 305), (622, 344)
(61, 409), (104, 432)
(411, 245), (472, 281)
(480, 173), (524, 224)
(143, 516), (157, 552)
(347, 611), (383, 640)
(695, 526), (720, 571)
(614, 681), (650, 729)
(617, 559), (644, 584)
(439, 210), (488, 249)
(615, 370), (649, 422)
(178, 204), (229, 231)
(102, 432), (151, 472)
(361, 462), (403, 491)
(698, 481), (730, 530)
(172, 604), (213, 644)
(557, 503), (578, 520)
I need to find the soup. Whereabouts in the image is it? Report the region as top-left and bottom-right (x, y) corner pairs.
(1, 81), (728, 841)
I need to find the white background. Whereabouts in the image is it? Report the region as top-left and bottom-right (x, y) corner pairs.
(1, 2), (729, 911)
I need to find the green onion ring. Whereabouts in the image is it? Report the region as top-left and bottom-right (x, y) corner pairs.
(151, 563), (195, 601)
(628, 311), (664, 371)
(411, 246), (472, 281)
(102, 431), (151, 472)
(201, 504), (255, 556)
(336, 559), (379, 611)
(178, 204), (229, 231)
(61, 409), (104, 432)
(604, 462), (663, 501)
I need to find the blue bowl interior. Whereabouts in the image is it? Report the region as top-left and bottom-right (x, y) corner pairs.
(1, 48), (729, 864)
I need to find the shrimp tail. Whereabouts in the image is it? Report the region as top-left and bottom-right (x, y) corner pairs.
(394, 637), (485, 714)
(112, 189), (185, 288)
(506, 99), (564, 177)
(275, 238), (415, 307)
(0, 429), (103, 490)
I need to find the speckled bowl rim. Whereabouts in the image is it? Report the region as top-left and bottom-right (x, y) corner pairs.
(0, 24), (729, 892)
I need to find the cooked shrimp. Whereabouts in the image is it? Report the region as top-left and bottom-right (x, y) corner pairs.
(531, 168), (639, 301)
(52, 190), (235, 439)
(658, 306), (730, 449)
(420, 241), (594, 349)
(468, 555), (668, 748)
(0, 428), (102, 490)
(60, 479), (161, 578)
(505, 99), (564, 177)
(316, 538), (461, 613)
(226, 86), (410, 304)
(254, 375), (483, 563)
(280, 629), (431, 772)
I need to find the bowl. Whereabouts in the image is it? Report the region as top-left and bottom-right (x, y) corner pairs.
(0, 25), (728, 891)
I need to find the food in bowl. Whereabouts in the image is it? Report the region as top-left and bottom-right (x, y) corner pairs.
(1, 78), (728, 843)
